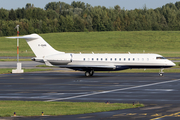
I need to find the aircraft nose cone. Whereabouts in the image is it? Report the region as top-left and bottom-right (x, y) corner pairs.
(172, 62), (176, 66)
(166, 60), (176, 67)
(168, 61), (176, 67)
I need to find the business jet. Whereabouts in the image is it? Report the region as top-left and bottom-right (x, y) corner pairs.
(7, 34), (175, 77)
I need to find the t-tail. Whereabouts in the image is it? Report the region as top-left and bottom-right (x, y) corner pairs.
(7, 34), (64, 58)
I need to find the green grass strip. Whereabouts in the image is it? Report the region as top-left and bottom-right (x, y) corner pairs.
(0, 101), (143, 117)
(36, 65), (58, 68)
(0, 68), (52, 74)
(0, 59), (31, 62)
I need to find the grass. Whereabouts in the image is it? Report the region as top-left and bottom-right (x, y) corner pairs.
(0, 68), (52, 74)
(0, 101), (143, 117)
(0, 59), (31, 62)
(2, 31), (180, 57)
(36, 65), (58, 68)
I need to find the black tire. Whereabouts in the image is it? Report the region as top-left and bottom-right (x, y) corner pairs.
(159, 73), (163, 76)
(90, 70), (94, 76)
(85, 71), (90, 77)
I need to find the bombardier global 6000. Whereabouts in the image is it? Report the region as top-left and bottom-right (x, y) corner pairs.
(7, 34), (175, 76)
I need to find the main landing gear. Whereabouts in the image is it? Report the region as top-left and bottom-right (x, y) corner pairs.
(85, 70), (94, 77)
(159, 68), (164, 76)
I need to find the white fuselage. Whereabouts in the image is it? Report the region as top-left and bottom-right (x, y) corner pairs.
(36, 53), (175, 71)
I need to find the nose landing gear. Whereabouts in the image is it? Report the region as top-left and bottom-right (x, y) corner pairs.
(159, 68), (164, 76)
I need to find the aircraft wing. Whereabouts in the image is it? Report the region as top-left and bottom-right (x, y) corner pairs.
(59, 65), (129, 71)
(60, 64), (114, 67)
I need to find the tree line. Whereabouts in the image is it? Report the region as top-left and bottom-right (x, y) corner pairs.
(1, 1), (180, 36)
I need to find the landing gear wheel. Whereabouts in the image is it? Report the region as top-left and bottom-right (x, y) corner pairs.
(85, 71), (90, 77)
(159, 68), (164, 77)
(85, 70), (94, 77)
(159, 73), (163, 76)
(89, 70), (94, 76)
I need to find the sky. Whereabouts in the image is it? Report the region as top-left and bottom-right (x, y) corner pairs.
(0, 0), (179, 10)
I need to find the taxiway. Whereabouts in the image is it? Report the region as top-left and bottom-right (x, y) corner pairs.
(1, 72), (180, 119)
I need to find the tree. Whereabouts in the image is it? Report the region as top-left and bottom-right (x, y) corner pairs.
(47, 9), (59, 19)
(114, 5), (121, 12)
(32, 8), (47, 20)
(71, 1), (86, 10)
(175, 1), (180, 10)
(9, 9), (16, 20)
(16, 8), (23, 19)
(58, 15), (74, 32)
(113, 17), (121, 31)
(0, 8), (8, 20)
(25, 3), (34, 9)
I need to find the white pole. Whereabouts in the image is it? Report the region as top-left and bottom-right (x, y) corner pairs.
(16, 25), (19, 62)
(12, 25), (24, 73)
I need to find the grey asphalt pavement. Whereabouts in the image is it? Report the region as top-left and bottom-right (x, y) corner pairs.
(0, 61), (43, 68)
(1, 72), (180, 119)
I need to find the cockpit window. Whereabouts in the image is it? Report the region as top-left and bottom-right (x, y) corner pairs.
(156, 57), (166, 59)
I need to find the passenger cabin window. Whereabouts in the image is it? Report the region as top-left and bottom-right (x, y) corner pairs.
(142, 58), (144, 61)
(124, 58), (126, 61)
(83, 58), (85, 61)
(92, 58), (94, 61)
(115, 58), (117, 61)
(105, 58), (107, 61)
(147, 58), (149, 61)
(128, 58), (130, 61)
(119, 58), (121, 61)
(97, 58), (98, 61)
(133, 58), (135, 61)
(101, 58), (103, 61)
(110, 58), (112, 61)
(156, 57), (166, 59)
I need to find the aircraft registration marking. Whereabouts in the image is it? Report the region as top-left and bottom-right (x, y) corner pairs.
(38, 44), (46, 47)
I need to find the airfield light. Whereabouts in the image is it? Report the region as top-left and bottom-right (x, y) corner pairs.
(14, 112), (16, 116)
(106, 101), (109, 104)
(42, 112), (44, 116)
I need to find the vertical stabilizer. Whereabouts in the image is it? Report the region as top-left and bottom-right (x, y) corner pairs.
(7, 34), (64, 58)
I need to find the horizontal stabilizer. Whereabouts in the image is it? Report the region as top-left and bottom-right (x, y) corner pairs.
(7, 36), (38, 40)
(6, 34), (64, 57)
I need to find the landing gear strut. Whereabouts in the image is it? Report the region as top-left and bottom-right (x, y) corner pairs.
(159, 68), (164, 76)
(85, 70), (94, 77)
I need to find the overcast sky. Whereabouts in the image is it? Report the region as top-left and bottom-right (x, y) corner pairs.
(0, 0), (179, 10)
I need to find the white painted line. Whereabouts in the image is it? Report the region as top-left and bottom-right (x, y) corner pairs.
(46, 79), (180, 102)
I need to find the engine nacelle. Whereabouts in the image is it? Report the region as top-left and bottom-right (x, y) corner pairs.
(44, 53), (72, 65)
